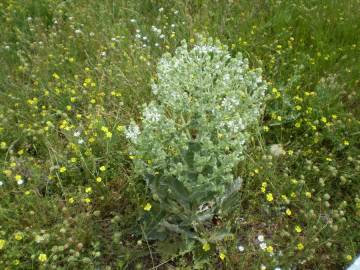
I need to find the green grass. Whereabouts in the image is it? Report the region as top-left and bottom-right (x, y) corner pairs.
(0, 0), (359, 269)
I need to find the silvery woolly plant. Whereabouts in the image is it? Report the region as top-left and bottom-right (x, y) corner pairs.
(126, 38), (267, 244)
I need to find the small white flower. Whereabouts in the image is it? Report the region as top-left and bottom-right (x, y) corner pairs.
(130, 19), (136, 23)
(143, 106), (161, 122)
(159, 7), (164, 12)
(274, 267), (282, 270)
(259, 242), (267, 250)
(257, 235), (265, 242)
(125, 123), (141, 142)
(270, 144), (285, 157)
(193, 45), (221, 54)
(74, 29), (82, 35)
(35, 235), (44, 243)
(73, 131), (81, 137)
(100, 51), (107, 57)
(89, 32), (95, 37)
(17, 179), (24, 185)
(151, 84), (159, 95)
(238, 245), (245, 252)
(260, 265), (267, 270)
(0, 181), (3, 186)
(78, 139), (84, 144)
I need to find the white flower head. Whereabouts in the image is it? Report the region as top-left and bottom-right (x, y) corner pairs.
(17, 179), (24, 185)
(257, 235), (265, 242)
(125, 123), (141, 142)
(35, 235), (44, 243)
(259, 242), (267, 250)
(238, 245), (245, 252)
(143, 105), (161, 122)
(193, 44), (222, 54)
(270, 144), (285, 157)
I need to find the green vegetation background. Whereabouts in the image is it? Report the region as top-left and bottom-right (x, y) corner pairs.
(0, 0), (359, 269)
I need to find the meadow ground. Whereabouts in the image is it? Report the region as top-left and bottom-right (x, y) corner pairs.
(0, 0), (359, 269)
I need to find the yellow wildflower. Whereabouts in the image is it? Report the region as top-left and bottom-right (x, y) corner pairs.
(297, 242), (304, 250)
(14, 232), (23, 241)
(105, 131), (112, 138)
(202, 242), (210, 252)
(261, 182), (267, 193)
(346, 255), (352, 261)
(143, 203), (152, 211)
(0, 239), (6, 249)
(0, 142), (7, 149)
(266, 193), (273, 202)
(117, 125), (125, 132)
(38, 253), (47, 263)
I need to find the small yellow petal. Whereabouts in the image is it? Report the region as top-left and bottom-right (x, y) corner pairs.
(144, 203), (152, 211)
(202, 242), (210, 252)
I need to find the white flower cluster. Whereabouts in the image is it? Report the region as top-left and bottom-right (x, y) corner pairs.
(128, 38), (267, 196)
